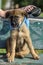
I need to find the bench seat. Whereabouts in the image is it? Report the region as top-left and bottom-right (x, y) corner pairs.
(0, 54), (43, 65)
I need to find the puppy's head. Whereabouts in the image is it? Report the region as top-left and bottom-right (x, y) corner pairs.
(13, 9), (27, 24)
(5, 9), (27, 26)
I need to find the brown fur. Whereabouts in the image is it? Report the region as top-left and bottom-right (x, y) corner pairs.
(6, 9), (39, 62)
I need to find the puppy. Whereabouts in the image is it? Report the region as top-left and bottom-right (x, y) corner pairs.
(6, 9), (39, 62)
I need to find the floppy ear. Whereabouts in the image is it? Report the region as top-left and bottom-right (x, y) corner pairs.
(5, 11), (14, 22)
(5, 11), (12, 18)
(21, 10), (28, 17)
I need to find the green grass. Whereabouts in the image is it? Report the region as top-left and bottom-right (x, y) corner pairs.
(39, 12), (43, 17)
(2, 0), (6, 9)
(0, 49), (43, 54)
(36, 50), (43, 54)
(0, 49), (6, 54)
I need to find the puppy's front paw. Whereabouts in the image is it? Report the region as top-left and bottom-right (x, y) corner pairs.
(33, 54), (40, 60)
(8, 56), (14, 63)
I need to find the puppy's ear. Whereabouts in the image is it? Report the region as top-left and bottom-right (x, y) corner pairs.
(21, 10), (28, 17)
(5, 11), (13, 22)
(25, 12), (28, 18)
(5, 11), (12, 18)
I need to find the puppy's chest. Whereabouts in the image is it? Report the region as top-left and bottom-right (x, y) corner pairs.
(16, 37), (24, 52)
(16, 29), (24, 51)
(17, 30), (24, 45)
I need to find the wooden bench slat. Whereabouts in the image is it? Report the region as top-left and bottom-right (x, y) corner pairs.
(30, 20), (43, 49)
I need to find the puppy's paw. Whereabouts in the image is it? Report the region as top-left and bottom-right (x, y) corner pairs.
(8, 56), (14, 63)
(15, 52), (24, 58)
(19, 55), (24, 58)
(33, 54), (40, 60)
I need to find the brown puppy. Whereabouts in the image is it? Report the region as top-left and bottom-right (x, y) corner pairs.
(6, 9), (39, 62)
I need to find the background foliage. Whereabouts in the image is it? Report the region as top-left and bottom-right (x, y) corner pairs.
(2, 0), (43, 11)
(14, 0), (43, 11)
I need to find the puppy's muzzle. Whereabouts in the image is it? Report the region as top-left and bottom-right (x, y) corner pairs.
(11, 16), (19, 27)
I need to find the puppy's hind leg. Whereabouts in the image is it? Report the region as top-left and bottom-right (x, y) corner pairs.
(21, 26), (40, 60)
(24, 30), (40, 60)
(15, 43), (30, 58)
(21, 43), (30, 57)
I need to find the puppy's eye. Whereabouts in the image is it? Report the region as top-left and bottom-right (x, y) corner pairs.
(14, 16), (19, 18)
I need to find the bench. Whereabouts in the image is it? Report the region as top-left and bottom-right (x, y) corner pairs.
(0, 17), (43, 65)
